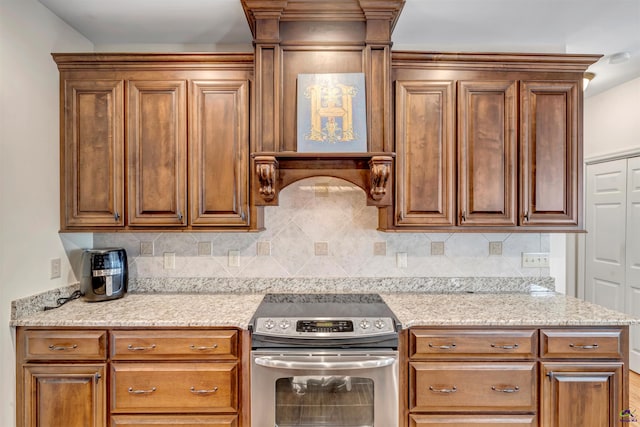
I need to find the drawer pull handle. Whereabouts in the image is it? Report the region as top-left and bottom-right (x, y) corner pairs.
(428, 343), (456, 350)
(190, 344), (218, 351)
(190, 386), (218, 394)
(492, 385), (520, 393)
(48, 344), (78, 351)
(569, 343), (599, 350)
(429, 385), (457, 394)
(128, 387), (156, 394)
(491, 343), (519, 350)
(127, 344), (156, 351)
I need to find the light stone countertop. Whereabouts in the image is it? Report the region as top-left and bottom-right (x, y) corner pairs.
(10, 291), (638, 328)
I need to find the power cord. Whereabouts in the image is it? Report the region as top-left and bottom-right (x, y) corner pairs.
(43, 290), (82, 311)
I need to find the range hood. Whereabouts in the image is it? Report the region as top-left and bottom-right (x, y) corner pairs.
(242, 0), (405, 207)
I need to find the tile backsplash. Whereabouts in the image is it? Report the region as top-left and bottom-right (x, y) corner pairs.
(94, 177), (550, 279)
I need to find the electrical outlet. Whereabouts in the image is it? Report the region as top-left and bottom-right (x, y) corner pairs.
(396, 252), (408, 268)
(228, 250), (240, 267)
(50, 258), (61, 279)
(522, 252), (550, 268)
(163, 252), (176, 269)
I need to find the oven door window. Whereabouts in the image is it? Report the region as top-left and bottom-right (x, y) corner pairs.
(275, 376), (374, 427)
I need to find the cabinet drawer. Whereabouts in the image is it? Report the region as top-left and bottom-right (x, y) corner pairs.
(540, 328), (623, 359)
(410, 362), (536, 412)
(24, 330), (107, 360)
(111, 362), (237, 413)
(111, 330), (238, 360)
(411, 329), (537, 359)
(111, 414), (237, 427)
(410, 414), (537, 426)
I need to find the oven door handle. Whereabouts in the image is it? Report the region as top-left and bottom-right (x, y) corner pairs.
(254, 356), (396, 370)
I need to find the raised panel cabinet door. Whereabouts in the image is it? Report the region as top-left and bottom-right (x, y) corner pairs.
(520, 80), (580, 227)
(458, 80), (517, 226)
(128, 80), (187, 226)
(190, 80), (249, 226)
(63, 79), (124, 228)
(541, 362), (624, 427)
(395, 80), (456, 226)
(22, 364), (106, 427)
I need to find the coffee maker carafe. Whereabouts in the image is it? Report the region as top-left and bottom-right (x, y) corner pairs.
(81, 248), (128, 302)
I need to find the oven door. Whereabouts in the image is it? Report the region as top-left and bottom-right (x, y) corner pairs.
(251, 350), (399, 427)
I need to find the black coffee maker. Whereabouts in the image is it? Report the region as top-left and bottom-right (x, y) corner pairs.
(81, 248), (128, 302)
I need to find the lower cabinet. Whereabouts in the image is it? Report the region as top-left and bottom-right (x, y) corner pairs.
(409, 414), (537, 427)
(407, 327), (629, 427)
(16, 328), (242, 427)
(22, 364), (106, 427)
(110, 414), (238, 426)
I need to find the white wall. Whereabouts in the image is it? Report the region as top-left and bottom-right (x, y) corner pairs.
(0, 0), (93, 425)
(584, 76), (640, 159)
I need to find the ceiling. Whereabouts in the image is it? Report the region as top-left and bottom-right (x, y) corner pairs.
(38, 0), (640, 97)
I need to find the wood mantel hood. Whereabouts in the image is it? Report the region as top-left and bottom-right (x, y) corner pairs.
(244, 0), (404, 207)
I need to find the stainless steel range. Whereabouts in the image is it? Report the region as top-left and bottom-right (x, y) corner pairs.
(249, 293), (401, 427)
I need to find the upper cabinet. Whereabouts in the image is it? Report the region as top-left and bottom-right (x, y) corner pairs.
(388, 52), (598, 232)
(55, 54), (257, 232)
(55, 3), (599, 233)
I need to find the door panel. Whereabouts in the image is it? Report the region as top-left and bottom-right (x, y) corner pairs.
(520, 81), (579, 226)
(627, 156), (640, 371)
(63, 80), (124, 228)
(584, 160), (627, 312)
(395, 80), (456, 226)
(190, 80), (249, 226)
(128, 80), (187, 226)
(458, 80), (517, 226)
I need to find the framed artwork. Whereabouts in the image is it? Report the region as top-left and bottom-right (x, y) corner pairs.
(296, 73), (367, 153)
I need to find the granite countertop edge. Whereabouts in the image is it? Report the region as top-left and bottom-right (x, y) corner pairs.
(10, 290), (639, 328)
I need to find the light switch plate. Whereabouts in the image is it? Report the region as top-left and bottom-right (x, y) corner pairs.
(522, 252), (550, 268)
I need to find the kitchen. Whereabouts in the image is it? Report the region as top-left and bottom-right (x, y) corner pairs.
(2, 0), (640, 426)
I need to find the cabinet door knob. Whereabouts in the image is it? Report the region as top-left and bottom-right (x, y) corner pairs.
(114, 212), (120, 222)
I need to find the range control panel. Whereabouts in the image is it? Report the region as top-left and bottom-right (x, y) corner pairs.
(253, 317), (395, 338)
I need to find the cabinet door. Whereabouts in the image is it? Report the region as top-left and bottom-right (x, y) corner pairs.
(23, 364), (106, 427)
(190, 80), (249, 227)
(520, 81), (580, 227)
(395, 80), (456, 226)
(541, 362), (624, 427)
(62, 79), (124, 228)
(458, 80), (517, 226)
(128, 80), (187, 226)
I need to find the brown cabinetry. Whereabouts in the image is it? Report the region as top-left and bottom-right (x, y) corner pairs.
(16, 327), (243, 427)
(62, 79), (124, 228)
(391, 52), (597, 231)
(539, 328), (627, 427)
(17, 329), (108, 427)
(407, 327), (629, 427)
(55, 54), (255, 231)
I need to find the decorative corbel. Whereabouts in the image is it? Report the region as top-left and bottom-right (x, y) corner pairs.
(254, 156), (278, 202)
(368, 156), (393, 201)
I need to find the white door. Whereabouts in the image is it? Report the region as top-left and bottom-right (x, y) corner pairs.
(626, 156), (640, 371)
(585, 159), (627, 312)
